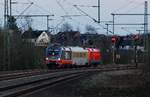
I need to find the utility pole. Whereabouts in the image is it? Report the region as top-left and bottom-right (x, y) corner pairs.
(4, 0), (12, 27)
(98, 0), (100, 23)
(4, 0), (12, 70)
(48, 18), (55, 34)
(4, 0), (9, 28)
(4, 0), (8, 70)
(111, 13), (115, 64)
(47, 16), (49, 32)
(144, 1), (149, 64)
(106, 24), (109, 35)
(10, 0), (12, 16)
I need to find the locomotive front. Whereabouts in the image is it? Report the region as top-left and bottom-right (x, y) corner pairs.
(46, 45), (62, 68)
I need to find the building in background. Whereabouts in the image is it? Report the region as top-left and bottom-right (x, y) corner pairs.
(22, 30), (51, 47)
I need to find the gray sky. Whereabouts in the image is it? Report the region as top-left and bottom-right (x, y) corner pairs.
(0, 0), (149, 35)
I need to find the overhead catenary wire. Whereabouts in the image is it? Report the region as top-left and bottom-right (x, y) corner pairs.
(16, 2), (33, 19)
(11, 0), (54, 31)
(121, 27), (136, 34)
(124, 2), (144, 13)
(63, 1), (113, 34)
(13, 0), (52, 14)
(54, 0), (83, 33)
(11, 1), (32, 4)
(55, 0), (68, 15)
(73, 4), (98, 8)
(113, 0), (135, 13)
(2, 0), (148, 35)
(73, 5), (113, 34)
(32, 3), (53, 15)
(73, 5), (97, 22)
(60, 15), (87, 26)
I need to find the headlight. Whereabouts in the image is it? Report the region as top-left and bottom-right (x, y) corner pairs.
(58, 58), (61, 60)
(46, 58), (49, 60)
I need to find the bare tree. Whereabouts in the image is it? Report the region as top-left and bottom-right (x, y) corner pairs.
(60, 22), (73, 32)
(85, 25), (97, 34)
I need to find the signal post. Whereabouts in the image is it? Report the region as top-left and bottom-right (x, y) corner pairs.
(111, 36), (117, 64)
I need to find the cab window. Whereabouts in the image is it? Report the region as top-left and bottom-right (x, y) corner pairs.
(61, 51), (71, 60)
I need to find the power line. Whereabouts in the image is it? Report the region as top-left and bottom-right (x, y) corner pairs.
(124, 2), (144, 13)
(111, 13), (150, 15)
(121, 27), (136, 34)
(32, 3), (52, 14)
(98, 0), (100, 23)
(113, 0), (135, 13)
(107, 23), (144, 25)
(73, 4), (98, 8)
(61, 14), (87, 18)
(16, 2), (33, 19)
(55, 0), (68, 15)
(73, 5), (113, 34)
(74, 5), (97, 22)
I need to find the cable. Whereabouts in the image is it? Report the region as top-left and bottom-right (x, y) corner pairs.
(54, 18), (65, 29)
(121, 0), (144, 4)
(55, 0), (68, 15)
(27, 0), (32, 3)
(74, 5), (97, 22)
(66, 17), (85, 26)
(113, 0), (135, 13)
(73, 5), (113, 34)
(73, 4), (98, 8)
(16, 2), (33, 19)
(121, 27), (134, 34)
(113, 0), (144, 13)
(62, 0), (74, 5)
(28, 0), (53, 15)
(63, 1), (113, 34)
(124, 2), (144, 13)
(33, 3), (52, 14)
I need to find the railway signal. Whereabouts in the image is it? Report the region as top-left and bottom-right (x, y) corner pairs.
(111, 36), (117, 64)
(112, 36), (123, 48)
(111, 36), (116, 44)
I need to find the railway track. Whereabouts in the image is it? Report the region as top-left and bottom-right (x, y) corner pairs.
(0, 69), (85, 81)
(0, 70), (49, 81)
(0, 64), (137, 81)
(0, 64), (137, 97)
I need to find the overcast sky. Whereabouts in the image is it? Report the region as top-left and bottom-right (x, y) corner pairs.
(0, 0), (149, 35)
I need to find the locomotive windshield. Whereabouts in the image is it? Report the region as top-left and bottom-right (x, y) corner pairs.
(47, 50), (61, 60)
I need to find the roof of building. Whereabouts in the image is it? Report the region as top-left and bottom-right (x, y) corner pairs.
(22, 30), (48, 39)
(36, 32), (50, 44)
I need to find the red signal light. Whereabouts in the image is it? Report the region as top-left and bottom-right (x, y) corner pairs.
(111, 37), (116, 43)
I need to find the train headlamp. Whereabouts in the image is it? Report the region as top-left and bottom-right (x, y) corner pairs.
(46, 58), (49, 60)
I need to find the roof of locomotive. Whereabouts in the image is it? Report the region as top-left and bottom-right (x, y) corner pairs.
(46, 44), (100, 52)
(66, 46), (88, 52)
(86, 48), (100, 52)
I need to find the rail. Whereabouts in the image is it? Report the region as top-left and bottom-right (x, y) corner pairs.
(0, 64), (138, 97)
